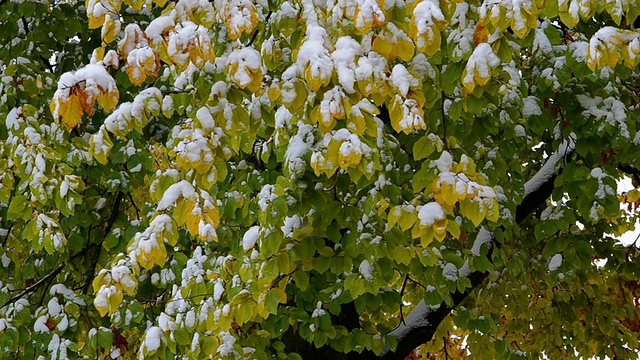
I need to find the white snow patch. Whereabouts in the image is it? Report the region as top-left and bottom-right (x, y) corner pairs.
(548, 254), (562, 271)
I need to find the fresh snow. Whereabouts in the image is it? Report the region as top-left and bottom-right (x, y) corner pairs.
(359, 260), (374, 280)
(463, 43), (500, 86)
(157, 180), (196, 210)
(548, 254), (563, 271)
(523, 135), (575, 199)
(417, 202), (445, 226)
(522, 96), (542, 118)
(242, 226), (260, 251)
(471, 227), (492, 256)
(142, 326), (163, 352)
(442, 263), (459, 282)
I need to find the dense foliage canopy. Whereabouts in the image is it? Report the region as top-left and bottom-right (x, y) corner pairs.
(2, 0), (640, 358)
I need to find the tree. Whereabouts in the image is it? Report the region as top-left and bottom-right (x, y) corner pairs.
(2, 0), (640, 357)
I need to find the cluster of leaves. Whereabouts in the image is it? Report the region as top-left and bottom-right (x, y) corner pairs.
(2, 0), (640, 358)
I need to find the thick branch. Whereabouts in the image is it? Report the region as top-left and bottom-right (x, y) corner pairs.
(378, 138), (575, 360)
(277, 140), (575, 360)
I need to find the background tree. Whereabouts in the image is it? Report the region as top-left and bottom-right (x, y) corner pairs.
(2, 0), (640, 358)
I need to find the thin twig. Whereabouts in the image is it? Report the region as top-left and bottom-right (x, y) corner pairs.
(82, 191), (123, 294)
(128, 192), (141, 220)
(247, 11), (272, 47)
(399, 274), (409, 326)
(442, 336), (451, 360)
(1, 266), (64, 308)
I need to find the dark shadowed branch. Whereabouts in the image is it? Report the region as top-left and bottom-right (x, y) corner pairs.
(377, 139), (575, 360)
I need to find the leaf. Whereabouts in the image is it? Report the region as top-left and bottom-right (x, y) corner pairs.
(7, 195), (30, 221)
(89, 129), (114, 165)
(397, 210), (416, 231)
(60, 95), (84, 130)
(97, 328), (114, 349)
(102, 16), (121, 44)
(292, 270), (309, 291)
(473, 23), (489, 45)
(413, 136), (435, 160)
(460, 199), (485, 227)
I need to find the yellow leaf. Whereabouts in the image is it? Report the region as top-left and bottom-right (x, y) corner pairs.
(460, 199), (486, 227)
(247, 69), (263, 93)
(420, 228), (434, 247)
(388, 206), (401, 228)
(94, 294), (109, 317)
(125, 0), (144, 11)
(108, 289), (124, 315)
(447, 219), (461, 239)
(89, 129), (113, 165)
(423, 30), (442, 56)
(397, 209), (417, 231)
(223, 0), (258, 41)
(102, 16), (121, 44)
(61, 95), (84, 130)
(311, 152), (326, 176)
(304, 63), (327, 92)
(268, 83), (281, 102)
(92, 272), (111, 294)
(97, 88), (119, 112)
(413, 136), (435, 160)
(628, 189), (640, 203)
(186, 207), (201, 237)
(232, 290), (252, 304)
(486, 199), (500, 222)
(173, 199), (189, 227)
(433, 218), (448, 241)
(372, 35), (396, 61)
(397, 37), (415, 62)
(353, 0), (386, 31)
(378, 198), (390, 216)
(388, 95), (404, 133)
(93, 47), (106, 62)
(347, 113), (366, 135)
(94, 285), (122, 317)
(86, 0), (106, 29)
(558, 9), (579, 28)
(204, 205), (220, 228)
(412, 222), (427, 239)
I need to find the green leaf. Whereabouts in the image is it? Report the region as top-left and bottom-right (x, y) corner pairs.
(97, 328), (114, 349)
(7, 195), (30, 221)
(413, 136), (435, 160)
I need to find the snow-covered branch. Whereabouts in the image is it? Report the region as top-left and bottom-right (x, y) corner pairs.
(379, 139), (576, 360)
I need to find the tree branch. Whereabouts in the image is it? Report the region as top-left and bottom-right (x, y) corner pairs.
(1, 265), (65, 308)
(377, 137), (576, 360)
(0, 240), (98, 309)
(82, 191), (123, 294)
(277, 138), (576, 360)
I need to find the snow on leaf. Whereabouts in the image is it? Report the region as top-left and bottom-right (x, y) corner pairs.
(410, 0), (447, 56)
(167, 21), (215, 69)
(86, 0), (121, 29)
(220, 0), (259, 41)
(157, 180), (197, 211)
(353, 0), (386, 31)
(548, 253), (563, 271)
(461, 43), (500, 92)
(298, 26), (334, 92)
(51, 64), (119, 129)
(227, 47), (263, 92)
